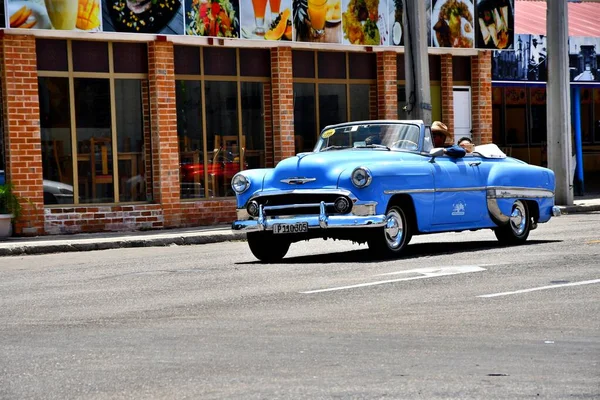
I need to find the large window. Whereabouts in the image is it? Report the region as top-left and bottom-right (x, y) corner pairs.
(37, 40), (150, 205)
(175, 46), (269, 199)
(292, 51), (377, 154)
(505, 87), (528, 145)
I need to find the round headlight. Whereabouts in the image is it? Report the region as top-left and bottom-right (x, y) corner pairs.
(231, 174), (250, 194)
(351, 167), (372, 188)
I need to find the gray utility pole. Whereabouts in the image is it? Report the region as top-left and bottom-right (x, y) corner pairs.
(403, 0), (432, 124)
(547, 0), (573, 205)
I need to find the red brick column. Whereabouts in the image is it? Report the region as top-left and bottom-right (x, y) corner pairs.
(471, 50), (493, 145)
(148, 40), (180, 227)
(271, 47), (294, 163)
(263, 82), (273, 167)
(440, 54), (454, 141)
(0, 35), (44, 236)
(376, 51), (397, 120)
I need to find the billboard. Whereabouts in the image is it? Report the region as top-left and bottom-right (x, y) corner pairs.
(3, 0), (514, 50)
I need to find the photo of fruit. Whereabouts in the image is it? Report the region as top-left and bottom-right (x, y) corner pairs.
(6, 0), (100, 30)
(294, 0), (342, 43)
(240, 0), (291, 40)
(186, 0), (239, 37)
(103, 0), (182, 33)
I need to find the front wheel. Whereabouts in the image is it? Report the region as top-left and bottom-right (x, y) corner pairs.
(247, 232), (291, 263)
(367, 205), (413, 258)
(494, 200), (531, 244)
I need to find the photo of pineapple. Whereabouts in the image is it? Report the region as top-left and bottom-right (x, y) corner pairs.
(325, 0), (340, 22)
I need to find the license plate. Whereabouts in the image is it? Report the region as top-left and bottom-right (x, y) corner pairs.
(273, 222), (309, 234)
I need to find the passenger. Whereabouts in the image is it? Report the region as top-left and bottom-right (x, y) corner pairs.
(458, 136), (474, 153)
(430, 121), (466, 157)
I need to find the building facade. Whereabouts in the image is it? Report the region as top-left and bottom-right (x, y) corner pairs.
(0, 31), (492, 235)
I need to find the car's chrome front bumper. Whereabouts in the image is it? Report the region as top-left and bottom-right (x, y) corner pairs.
(232, 201), (387, 232)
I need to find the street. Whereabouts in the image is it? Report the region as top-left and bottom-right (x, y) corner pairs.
(1, 213), (599, 399)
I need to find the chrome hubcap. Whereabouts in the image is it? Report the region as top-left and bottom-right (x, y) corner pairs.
(384, 209), (404, 249)
(510, 201), (527, 236)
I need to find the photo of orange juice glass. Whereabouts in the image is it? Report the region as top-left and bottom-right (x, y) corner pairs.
(307, 0), (327, 36)
(44, 0), (78, 30)
(270, 0), (281, 18)
(252, 0), (268, 35)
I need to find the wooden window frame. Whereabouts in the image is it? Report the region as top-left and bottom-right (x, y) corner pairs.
(38, 40), (149, 205)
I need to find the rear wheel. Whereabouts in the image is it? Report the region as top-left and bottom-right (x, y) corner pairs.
(247, 232), (291, 263)
(494, 200), (531, 244)
(367, 205), (413, 258)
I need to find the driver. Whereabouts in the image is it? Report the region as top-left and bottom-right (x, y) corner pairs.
(431, 121), (466, 157)
(364, 125), (382, 145)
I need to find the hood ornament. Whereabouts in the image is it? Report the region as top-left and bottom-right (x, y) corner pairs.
(280, 177), (316, 185)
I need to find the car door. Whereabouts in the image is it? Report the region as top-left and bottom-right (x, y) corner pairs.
(431, 154), (487, 225)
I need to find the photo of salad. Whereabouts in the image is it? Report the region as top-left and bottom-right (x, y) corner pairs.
(186, 0), (239, 37)
(341, 0), (387, 45)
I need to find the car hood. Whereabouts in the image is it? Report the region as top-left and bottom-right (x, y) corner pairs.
(264, 150), (403, 190)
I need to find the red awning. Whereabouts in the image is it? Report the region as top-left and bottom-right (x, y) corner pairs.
(515, 0), (600, 37)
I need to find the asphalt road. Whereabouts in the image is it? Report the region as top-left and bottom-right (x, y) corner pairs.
(1, 213), (599, 399)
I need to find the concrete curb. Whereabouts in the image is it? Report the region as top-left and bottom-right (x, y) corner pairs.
(0, 231), (247, 257)
(557, 205), (600, 214)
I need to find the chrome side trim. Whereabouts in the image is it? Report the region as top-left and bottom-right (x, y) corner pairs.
(487, 187), (554, 199)
(384, 187), (486, 195)
(436, 187), (487, 192)
(487, 198), (509, 224)
(384, 188), (434, 195)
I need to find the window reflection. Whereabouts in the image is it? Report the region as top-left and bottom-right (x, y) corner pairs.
(205, 81), (239, 198)
(39, 77), (74, 205)
(319, 84), (347, 130)
(241, 82), (265, 170)
(115, 79), (148, 202)
(293, 83), (316, 153)
(349, 84), (370, 122)
(74, 78), (113, 203)
(176, 80), (204, 199)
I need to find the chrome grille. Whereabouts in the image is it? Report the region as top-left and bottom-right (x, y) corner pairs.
(252, 193), (353, 216)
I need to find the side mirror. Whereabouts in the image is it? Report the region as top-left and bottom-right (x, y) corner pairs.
(428, 148), (444, 163)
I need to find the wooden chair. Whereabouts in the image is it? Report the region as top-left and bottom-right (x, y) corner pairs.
(89, 137), (113, 200)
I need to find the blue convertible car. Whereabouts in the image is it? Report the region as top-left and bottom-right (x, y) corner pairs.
(231, 120), (561, 262)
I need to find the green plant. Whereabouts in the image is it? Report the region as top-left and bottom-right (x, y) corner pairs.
(0, 183), (22, 219)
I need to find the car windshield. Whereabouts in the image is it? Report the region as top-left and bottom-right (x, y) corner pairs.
(314, 123), (422, 152)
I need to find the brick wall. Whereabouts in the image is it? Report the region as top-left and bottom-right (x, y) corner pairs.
(271, 47), (294, 163)
(263, 82), (273, 167)
(0, 34), (44, 236)
(45, 204), (164, 234)
(376, 51), (397, 120)
(471, 51), (493, 145)
(148, 40), (180, 226)
(440, 54), (454, 142)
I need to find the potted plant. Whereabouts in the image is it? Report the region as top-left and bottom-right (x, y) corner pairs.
(0, 183), (21, 238)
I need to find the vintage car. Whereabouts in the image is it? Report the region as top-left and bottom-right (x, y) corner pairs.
(231, 120), (561, 262)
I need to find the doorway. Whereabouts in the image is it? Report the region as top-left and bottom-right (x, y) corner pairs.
(453, 87), (472, 144)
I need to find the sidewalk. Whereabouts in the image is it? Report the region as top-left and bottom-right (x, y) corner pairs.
(0, 196), (599, 257)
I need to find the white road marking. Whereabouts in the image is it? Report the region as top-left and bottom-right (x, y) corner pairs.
(300, 265), (487, 294)
(478, 279), (600, 298)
